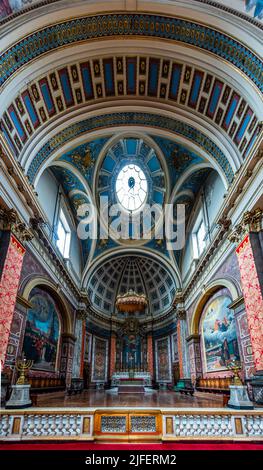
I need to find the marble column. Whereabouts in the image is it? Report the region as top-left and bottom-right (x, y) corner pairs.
(109, 332), (116, 378)
(176, 310), (190, 379)
(60, 333), (76, 387)
(147, 334), (154, 377)
(229, 209), (263, 371)
(186, 334), (202, 385)
(0, 208), (32, 368)
(72, 310), (87, 379)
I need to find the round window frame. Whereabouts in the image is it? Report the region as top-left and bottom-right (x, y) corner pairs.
(115, 163), (148, 213)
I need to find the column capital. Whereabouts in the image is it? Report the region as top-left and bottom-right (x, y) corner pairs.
(78, 291), (90, 308)
(0, 207), (33, 244)
(76, 309), (88, 321)
(175, 309), (186, 320)
(61, 333), (76, 343)
(228, 208), (263, 244)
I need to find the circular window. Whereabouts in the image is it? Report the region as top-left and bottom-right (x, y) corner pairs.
(116, 164), (148, 211)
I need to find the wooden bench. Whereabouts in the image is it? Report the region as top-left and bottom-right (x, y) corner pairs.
(28, 377), (65, 395)
(196, 377), (231, 395)
(174, 379), (194, 395)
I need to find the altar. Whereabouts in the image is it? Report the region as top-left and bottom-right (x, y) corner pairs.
(110, 291), (153, 393)
(111, 371), (152, 388)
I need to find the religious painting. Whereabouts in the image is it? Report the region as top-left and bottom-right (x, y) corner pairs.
(91, 336), (108, 382)
(22, 288), (60, 371)
(155, 337), (172, 382)
(201, 294), (240, 372)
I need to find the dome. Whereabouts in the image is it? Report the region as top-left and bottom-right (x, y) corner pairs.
(87, 255), (176, 317)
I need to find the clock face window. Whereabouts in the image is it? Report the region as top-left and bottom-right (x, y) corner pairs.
(116, 164), (148, 211)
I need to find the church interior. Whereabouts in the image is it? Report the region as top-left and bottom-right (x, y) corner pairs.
(0, 0), (263, 445)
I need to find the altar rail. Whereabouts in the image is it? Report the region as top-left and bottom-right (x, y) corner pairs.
(0, 409), (263, 441)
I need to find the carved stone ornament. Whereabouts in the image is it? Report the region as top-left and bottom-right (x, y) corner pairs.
(173, 289), (185, 306)
(175, 309), (186, 321)
(117, 315), (145, 338)
(0, 207), (33, 243)
(228, 208), (262, 244)
(76, 309), (88, 321)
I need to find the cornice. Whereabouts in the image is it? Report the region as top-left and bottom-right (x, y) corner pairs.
(181, 141), (262, 303)
(0, 137), (48, 221)
(228, 295), (244, 310)
(186, 333), (200, 343)
(29, 220), (82, 302)
(16, 294), (33, 309)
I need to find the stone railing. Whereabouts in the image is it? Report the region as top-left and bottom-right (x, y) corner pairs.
(1, 408), (263, 441)
(163, 410), (263, 439)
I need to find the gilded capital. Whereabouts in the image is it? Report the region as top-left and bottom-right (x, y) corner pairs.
(176, 309), (186, 320)
(228, 208), (262, 244)
(0, 207), (33, 243)
(76, 309), (88, 321)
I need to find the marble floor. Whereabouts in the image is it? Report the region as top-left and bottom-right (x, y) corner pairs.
(33, 390), (225, 408)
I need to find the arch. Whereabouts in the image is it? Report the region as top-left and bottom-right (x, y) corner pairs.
(22, 277), (74, 335)
(190, 277), (241, 336)
(24, 109), (236, 187)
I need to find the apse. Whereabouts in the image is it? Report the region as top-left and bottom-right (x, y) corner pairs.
(87, 255), (177, 317)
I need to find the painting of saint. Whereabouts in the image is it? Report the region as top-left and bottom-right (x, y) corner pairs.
(22, 288), (60, 371)
(202, 294), (240, 372)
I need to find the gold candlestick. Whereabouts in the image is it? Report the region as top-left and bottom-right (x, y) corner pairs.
(16, 353), (33, 385)
(227, 360), (243, 386)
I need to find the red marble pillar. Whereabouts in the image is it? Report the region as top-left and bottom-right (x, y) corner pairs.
(0, 232), (26, 367)
(236, 233), (263, 371)
(109, 332), (116, 378)
(147, 334), (154, 376)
